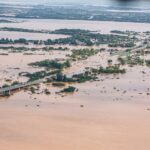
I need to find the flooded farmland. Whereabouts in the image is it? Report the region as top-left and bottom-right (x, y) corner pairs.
(0, 18), (150, 33)
(0, 17), (150, 150)
(0, 31), (69, 40)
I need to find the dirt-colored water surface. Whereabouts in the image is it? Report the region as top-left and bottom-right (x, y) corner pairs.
(0, 19), (150, 150)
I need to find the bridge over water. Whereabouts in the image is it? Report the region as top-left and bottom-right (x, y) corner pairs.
(0, 79), (43, 96)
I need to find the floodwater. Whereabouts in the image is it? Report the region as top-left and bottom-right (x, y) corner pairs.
(1, 64), (150, 150)
(0, 18), (150, 33)
(0, 50), (69, 86)
(0, 19), (150, 150)
(0, 31), (69, 40)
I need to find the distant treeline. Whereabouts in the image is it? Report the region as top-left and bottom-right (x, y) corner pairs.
(0, 29), (135, 47)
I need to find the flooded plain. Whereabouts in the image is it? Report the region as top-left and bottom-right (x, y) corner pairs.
(0, 18), (150, 33)
(0, 19), (150, 150)
(0, 31), (69, 40)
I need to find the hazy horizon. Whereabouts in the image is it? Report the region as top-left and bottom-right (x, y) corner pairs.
(0, 0), (150, 8)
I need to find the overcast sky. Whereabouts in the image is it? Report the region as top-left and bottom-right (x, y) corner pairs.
(0, 0), (149, 8)
(0, 0), (110, 4)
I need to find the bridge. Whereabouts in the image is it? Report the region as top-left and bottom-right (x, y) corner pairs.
(0, 79), (43, 96)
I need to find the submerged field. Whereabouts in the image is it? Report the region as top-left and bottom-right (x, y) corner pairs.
(0, 19), (150, 150)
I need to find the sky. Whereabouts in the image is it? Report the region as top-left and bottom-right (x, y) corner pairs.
(0, 0), (109, 4)
(0, 0), (150, 8)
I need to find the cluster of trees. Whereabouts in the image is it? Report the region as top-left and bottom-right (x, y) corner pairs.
(25, 70), (61, 81)
(29, 60), (71, 70)
(92, 66), (126, 74)
(43, 46), (69, 51)
(0, 38), (30, 44)
(0, 27), (47, 33)
(51, 29), (131, 46)
(111, 30), (127, 35)
(69, 48), (101, 61)
(45, 29), (133, 46)
(61, 86), (76, 93)
(118, 56), (144, 66)
(51, 29), (90, 35)
(0, 29), (133, 47)
(109, 42), (135, 48)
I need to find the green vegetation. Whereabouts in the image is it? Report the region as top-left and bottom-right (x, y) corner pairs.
(2, 84), (9, 88)
(0, 38), (28, 44)
(111, 30), (128, 35)
(0, 28), (135, 47)
(3, 91), (10, 97)
(109, 42), (135, 48)
(118, 57), (126, 65)
(29, 60), (71, 70)
(11, 81), (20, 86)
(0, 46), (68, 53)
(52, 82), (66, 87)
(146, 60), (150, 67)
(49, 29), (130, 46)
(30, 87), (36, 94)
(25, 70), (61, 81)
(69, 48), (101, 61)
(72, 72), (97, 83)
(107, 59), (113, 65)
(0, 46), (29, 51)
(61, 86), (76, 93)
(118, 56), (144, 66)
(0, 27), (48, 33)
(51, 29), (90, 35)
(91, 66), (126, 74)
(43, 46), (69, 51)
